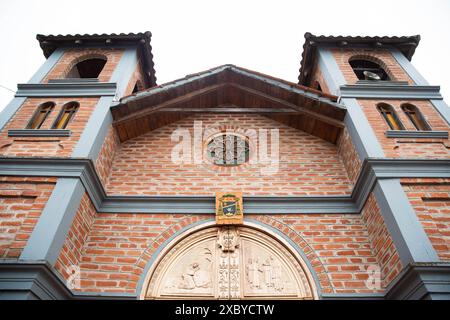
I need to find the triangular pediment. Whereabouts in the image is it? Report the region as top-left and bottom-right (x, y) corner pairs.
(111, 65), (346, 143)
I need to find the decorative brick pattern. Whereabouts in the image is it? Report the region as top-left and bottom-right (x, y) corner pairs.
(254, 214), (385, 294)
(331, 48), (414, 84)
(402, 178), (450, 261)
(357, 99), (450, 158)
(0, 177), (56, 258)
(360, 193), (403, 287)
(62, 210), (398, 294)
(106, 114), (353, 196)
(0, 97), (99, 157)
(76, 212), (209, 293)
(43, 48), (124, 83)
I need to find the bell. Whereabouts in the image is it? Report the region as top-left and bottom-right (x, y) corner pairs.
(363, 70), (381, 81)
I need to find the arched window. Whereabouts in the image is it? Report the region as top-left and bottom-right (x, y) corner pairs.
(401, 104), (431, 131)
(52, 102), (79, 129)
(66, 57), (107, 79)
(377, 103), (404, 130)
(349, 59), (390, 81)
(27, 102), (55, 129)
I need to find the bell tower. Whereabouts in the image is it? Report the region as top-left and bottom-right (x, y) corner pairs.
(0, 33), (156, 293)
(298, 33), (450, 299)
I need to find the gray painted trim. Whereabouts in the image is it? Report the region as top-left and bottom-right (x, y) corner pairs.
(20, 178), (85, 265)
(386, 130), (449, 139)
(341, 98), (385, 157)
(317, 48), (346, 96)
(71, 96), (114, 159)
(321, 293), (385, 300)
(386, 263), (450, 300)
(15, 82), (117, 97)
(8, 129), (71, 137)
(430, 99), (450, 126)
(391, 49), (429, 85)
(0, 157), (449, 215)
(110, 47), (139, 98)
(340, 83), (442, 99)
(27, 48), (65, 84)
(0, 261), (136, 300)
(0, 97), (26, 131)
(374, 179), (439, 264)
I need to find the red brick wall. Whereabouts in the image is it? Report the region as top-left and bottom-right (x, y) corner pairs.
(357, 99), (450, 158)
(55, 192), (97, 280)
(106, 114), (353, 196)
(360, 193), (403, 287)
(77, 212), (208, 293)
(402, 178), (450, 261)
(0, 97), (99, 157)
(95, 126), (120, 186)
(0, 176), (56, 258)
(43, 48), (124, 83)
(337, 127), (362, 184)
(58, 209), (400, 294)
(330, 48), (413, 84)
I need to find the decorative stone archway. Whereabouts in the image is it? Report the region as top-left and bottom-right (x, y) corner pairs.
(141, 223), (318, 300)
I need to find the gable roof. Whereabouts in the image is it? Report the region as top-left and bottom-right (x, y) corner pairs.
(298, 33), (421, 85)
(36, 32), (157, 87)
(111, 64), (346, 143)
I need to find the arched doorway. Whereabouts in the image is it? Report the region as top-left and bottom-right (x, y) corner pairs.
(141, 222), (318, 299)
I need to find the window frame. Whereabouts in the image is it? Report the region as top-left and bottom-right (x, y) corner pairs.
(377, 103), (405, 131)
(26, 102), (55, 129)
(51, 101), (79, 130)
(401, 104), (431, 131)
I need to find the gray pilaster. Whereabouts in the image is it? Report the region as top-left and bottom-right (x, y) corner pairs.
(27, 48), (65, 84)
(20, 178), (85, 265)
(71, 47), (138, 159)
(317, 48), (346, 95)
(430, 99), (450, 126)
(374, 179), (439, 264)
(0, 97), (26, 131)
(391, 49), (429, 85)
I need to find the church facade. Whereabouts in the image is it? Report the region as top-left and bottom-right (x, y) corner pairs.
(0, 31), (449, 300)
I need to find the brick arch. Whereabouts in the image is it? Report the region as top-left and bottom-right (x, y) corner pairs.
(135, 218), (329, 298)
(130, 216), (211, 291)
(250, 215), (334, 294)
(348, 54), (396, 81)
(63, 52), (108, 79)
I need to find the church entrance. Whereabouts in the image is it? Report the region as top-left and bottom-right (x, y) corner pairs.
(141, 223), (318, 299)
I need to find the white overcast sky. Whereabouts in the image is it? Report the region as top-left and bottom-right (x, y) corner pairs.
(0, 0), (449, 110)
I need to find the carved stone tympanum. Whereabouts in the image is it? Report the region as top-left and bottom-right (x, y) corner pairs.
(143, 225), (316, 299)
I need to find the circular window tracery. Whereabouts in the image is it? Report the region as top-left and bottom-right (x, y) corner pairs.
(206, 134), (250, 166)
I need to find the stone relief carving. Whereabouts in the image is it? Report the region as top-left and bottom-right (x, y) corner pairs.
(144, 226), (315, 300)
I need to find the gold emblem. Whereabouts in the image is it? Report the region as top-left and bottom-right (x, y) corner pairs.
(215, 192), (243, 225)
